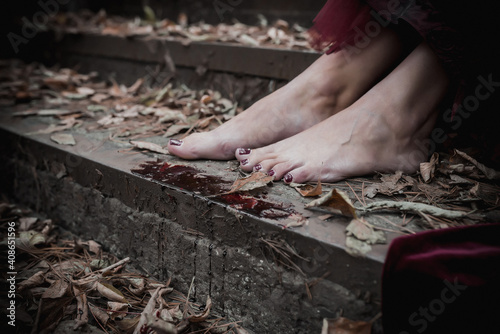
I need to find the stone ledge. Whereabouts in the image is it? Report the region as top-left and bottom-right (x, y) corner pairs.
(0, 113), (387, 333)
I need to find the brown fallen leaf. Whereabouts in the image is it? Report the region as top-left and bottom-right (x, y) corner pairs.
(470, 182), (500, 205)
(73, 286), (89, 330)
(420, 152), (439, 183)
(321, 317), (372, 334)
(18, 271), (46, 292)
(89, 303), (110, 327)
(225, 171), (273, 194)
(107, 301), (128, 320)
(188, 296), (212, 323)
(130, 140), (169, 155)
(455, 149), (500, 180)
(96, 282), (128, 303)
(294, 180), (322, 197)
(127, 78), (144, 94)
(91, 93), (110, 103)
(19, 217), (38, 231)
(50, 133), (76, 146)
(305, 189), (357, 218)
(345, 218), (386, 245)
(42, 279), (70, 299)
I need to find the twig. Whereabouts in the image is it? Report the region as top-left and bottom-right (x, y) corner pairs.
(377, 215), (416, 234)
(99, 257), (130, 274)
(361, 200), (470, 219)
(346, 181), (365, 207)
(183, 276), (196, 317)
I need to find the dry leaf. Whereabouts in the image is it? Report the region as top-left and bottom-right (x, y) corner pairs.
(163, 124), (191, 137)
(226, 172), (273, 194)
(305, 189), (357, 218)
(107, 302), (128, 320)
(76, 87), (95, 96)
(420, 152), (439, 183)
(50, 133), (76, 146)
(89, 303), (110, 327)
(470, 182), (500, 205)
(142, 313), (178, 334)
(42, 279), (70, 299)
(130, 140), (169, 154)
(455, 149), (500, 180)
(345, 219), (386, 245)
(91, 93), (109, 103)
(188, 296), (212, 323)
(321, 317), (372, 334)
(19, 217), (38, 231)
(96, 282), (128, 303)
(294, 180), (322, 197)
(345, 237), (372, 257)
(127, 78), (144, 94)
(18, 271), (45, 291)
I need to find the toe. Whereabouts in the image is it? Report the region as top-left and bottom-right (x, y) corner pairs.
(270, 161), (299, 181)
(167, 133), (236, 160)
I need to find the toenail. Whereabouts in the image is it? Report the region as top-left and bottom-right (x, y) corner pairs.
(267, 170), (275, 177)
(240, 159), (249, 166)
(254, 164), (262, 171)
(169, 139), (183, 146)
(284, 173), (293, 183)
(238, 148), (251, 155)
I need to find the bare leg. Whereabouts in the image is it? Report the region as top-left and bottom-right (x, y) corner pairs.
(235, 43), (449, 183)
(168, 28), (407, 159)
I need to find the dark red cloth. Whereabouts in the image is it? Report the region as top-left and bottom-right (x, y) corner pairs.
(382, 223), (500, 333)
(309, 0), (499, 115)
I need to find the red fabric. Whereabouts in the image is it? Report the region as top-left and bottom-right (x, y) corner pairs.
(382, 223), (500, 333)
(309, 0), (372, 54)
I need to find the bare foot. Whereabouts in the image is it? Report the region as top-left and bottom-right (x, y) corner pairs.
(168, 28), (406, 159)
(235, 43), (450, 183)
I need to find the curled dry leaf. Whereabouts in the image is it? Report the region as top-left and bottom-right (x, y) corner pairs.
(305, 189), (357, 218)
(294, 180), (323, 197)
(73, 285), (89, 330)
(321, 317), (372, 334)
(420, 152), (439, 183)
(455, 149), (500, 180)
(96, 282), (128, 303)
(225, 171), (273, 194)
(107, 302), (128, 320)
(17, 230), (46, 249)
(188, 296), (212, 323)
(19, 217), (38, 231)
(130, 140), (169, 155)
(89, 303), (110, 327)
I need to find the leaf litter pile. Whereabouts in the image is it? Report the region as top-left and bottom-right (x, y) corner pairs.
(0, 59), (242, 149)
(49, 8), (313, 51)
(0, 201), (247, 334)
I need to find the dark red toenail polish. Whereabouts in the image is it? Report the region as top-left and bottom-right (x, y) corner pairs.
(169, 139), (183, 146)
(238, 148), (251, 155)
(284, 173), (293, 183)
(254, 164), (262, 171)
(267, 170), (275, 177)
(240, 159), (249, 166)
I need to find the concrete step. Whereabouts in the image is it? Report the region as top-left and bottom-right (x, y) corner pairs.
(0, 107), (389, 333)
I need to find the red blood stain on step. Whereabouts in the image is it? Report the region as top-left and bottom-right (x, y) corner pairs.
(132, 160), (294, 219)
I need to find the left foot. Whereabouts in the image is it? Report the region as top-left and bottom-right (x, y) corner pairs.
(235, 43), (450, 183)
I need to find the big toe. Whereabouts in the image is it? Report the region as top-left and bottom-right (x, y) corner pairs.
(167, 132), (235, 160)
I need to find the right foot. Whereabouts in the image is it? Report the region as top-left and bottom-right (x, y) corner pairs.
(168, 28), (407, 160)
